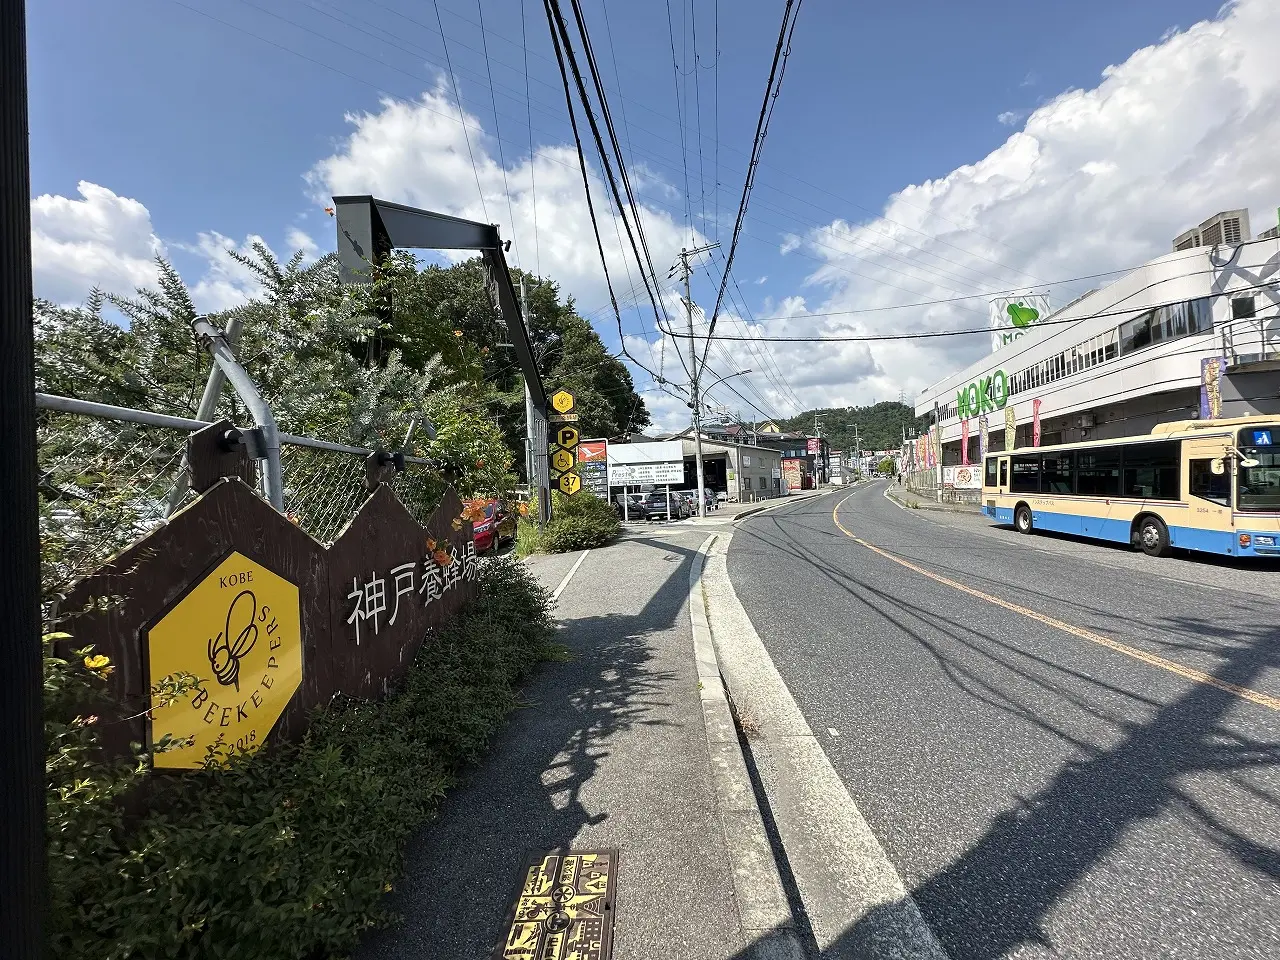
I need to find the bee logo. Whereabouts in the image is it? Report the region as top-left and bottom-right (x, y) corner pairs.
(208, 590), (259, 691)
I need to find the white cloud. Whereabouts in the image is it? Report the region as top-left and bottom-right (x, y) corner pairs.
(997, 110), (1026, 126)
(779, 234), (801, 255)
(772, 0), (1280, 410)
(306, 84), (703, 313)
(286, 226), (320, 263)
(754, 275), (768, 285)
(181, 232), (278, 312)
(31, 181), (163, 304)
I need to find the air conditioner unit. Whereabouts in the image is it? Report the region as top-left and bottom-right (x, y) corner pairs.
(1076, 414), (1096, 428)
(1172, 209), (1251, 250)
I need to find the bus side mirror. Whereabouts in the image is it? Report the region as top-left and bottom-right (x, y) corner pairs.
(1211, 458), (1225, 475)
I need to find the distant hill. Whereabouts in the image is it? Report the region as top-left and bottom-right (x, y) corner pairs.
(774, 401), (929, 453)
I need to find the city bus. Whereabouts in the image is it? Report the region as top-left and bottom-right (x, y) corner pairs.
(981, 416), (1280, 558)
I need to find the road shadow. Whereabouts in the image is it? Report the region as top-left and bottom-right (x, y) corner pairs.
(356, 535), (704, 959)
(730, 512), (1280, 959)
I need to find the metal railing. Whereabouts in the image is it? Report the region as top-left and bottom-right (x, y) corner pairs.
(1222, 313), (1280, 367)
(36, 390), (439, 601)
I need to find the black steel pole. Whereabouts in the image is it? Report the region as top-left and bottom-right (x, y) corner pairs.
(0, 0), (45, 956)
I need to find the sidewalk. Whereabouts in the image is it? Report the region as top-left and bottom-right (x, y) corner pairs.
(885, 484), (981, 514)
(356, 529), (796, 959)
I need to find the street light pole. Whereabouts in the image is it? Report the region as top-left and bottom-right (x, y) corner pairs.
(1, 0), (44, 954)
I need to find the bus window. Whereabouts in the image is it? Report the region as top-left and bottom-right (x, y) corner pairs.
(1042, 453), (1074, 493)
(1076, 449), (1121, 496)
(1238, 428), (1280, 511)
(1010, 455), (1041, 493)
(984, 458), (998, 488)
(999, 459), (1008, 487)
(1189, 459), (1231, 506)
(1122, 441), (1180, 499)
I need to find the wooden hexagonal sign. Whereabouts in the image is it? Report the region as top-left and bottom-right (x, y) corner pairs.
(146, 551), (303, 768)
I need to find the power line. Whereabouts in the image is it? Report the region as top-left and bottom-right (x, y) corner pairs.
(431, 0), (489, 221)
(663, 276), (1280, 343)
(699, 0), (804, 373)
(297, 0), (1044, 287)
(691, 0), (709, 237)
(476, 0), (520, 264)
(520, 0), (541, 276)
(664, 0), (693, 241)
(540, 0), (684, 400)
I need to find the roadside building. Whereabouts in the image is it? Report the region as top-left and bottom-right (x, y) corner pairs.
(912, 219), (1280, 499)
(663, 427), (785, 500)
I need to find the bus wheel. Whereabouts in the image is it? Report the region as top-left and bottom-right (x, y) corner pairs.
(1137, 516), (1172, 558)
(1015, 504), (1033, 534)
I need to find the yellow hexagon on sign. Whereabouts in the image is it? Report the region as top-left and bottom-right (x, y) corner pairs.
(558, 472), (582, 494)
(550, 389), (576, 414)
(556, 425), (580, 449)
(146, 551), (303, 769)
(551, 448), (576, 472)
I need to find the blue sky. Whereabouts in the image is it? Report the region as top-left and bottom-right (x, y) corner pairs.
(31, 0), (1265, 425)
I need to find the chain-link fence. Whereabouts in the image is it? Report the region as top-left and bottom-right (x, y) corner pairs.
(38, 394), (440, 604)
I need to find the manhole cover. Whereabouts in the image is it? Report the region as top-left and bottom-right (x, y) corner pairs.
(495, 849), (618, 960)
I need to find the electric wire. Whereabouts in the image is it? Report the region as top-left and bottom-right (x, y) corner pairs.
(476, 0), (521, 264)
(664, 0), (694, 240)
(699, 0), (803, 373)
(520, 0), (541, 276)
(431, 0), (489, 221)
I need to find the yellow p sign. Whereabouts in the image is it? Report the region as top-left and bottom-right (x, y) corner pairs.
(557, 425), (580, 449)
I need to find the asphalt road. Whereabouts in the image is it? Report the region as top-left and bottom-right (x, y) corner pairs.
(726, 481), (1280, 959)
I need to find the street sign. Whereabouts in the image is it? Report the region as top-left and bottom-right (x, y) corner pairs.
(548, 412), (580, 423)
(578, 440), (609, 499)
(556, 425), (580, 449)
(550, 389), (576, 414)
(551, 448), (576, 472)
(558, 472), (581, 494)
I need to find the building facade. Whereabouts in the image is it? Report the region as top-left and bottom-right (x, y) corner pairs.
(916, 235), (1280, 474)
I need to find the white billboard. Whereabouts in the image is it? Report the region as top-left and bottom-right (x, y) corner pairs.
(607, 441), (685, 485)
(990, 293), (1051, 353)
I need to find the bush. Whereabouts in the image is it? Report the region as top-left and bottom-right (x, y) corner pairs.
(541, 491), (620, 553)
(46, 555), (555, 960)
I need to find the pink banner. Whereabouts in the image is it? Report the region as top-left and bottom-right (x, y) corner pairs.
(961, 419), (970, 466)
(1032, 399), (1042, 447)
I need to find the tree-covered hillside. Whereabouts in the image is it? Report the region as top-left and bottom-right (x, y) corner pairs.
(774, 401), (929, 453)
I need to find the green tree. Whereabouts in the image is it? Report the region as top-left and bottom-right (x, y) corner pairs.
(775, 401), (928, 453)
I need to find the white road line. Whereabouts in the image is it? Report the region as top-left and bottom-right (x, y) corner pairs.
(702, 535), (949, 958)
(827, 727), (840, 738)
(551, 549), (591, 602)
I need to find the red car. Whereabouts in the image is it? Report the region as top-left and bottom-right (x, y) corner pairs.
(472, 499), (517, 552)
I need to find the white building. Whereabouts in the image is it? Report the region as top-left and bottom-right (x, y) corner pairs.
(916, 232), (1280, 464)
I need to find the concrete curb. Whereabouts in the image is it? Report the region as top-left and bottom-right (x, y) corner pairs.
(701, 533), (950, 960)
(731, 487), (843, 525)
(886, 487), (980, 515)
(690, 535), (807, 960)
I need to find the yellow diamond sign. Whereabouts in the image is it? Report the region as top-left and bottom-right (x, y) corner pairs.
(550, 389), (576, 414)
(558, 472), (582, 494)
(147, 551), (303, 769)
(551, 448), (576, 472)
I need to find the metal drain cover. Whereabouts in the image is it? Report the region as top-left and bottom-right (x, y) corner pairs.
(495, 849), (618, 960)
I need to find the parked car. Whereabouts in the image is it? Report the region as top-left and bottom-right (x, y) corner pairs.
(613, 492), (650, 520)
(674, 491), (699, 517)
(472, 499), (517, 552)
(641, 491), (683, 521)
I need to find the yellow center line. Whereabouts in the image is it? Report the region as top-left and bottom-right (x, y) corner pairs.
(832, 492), (1280, 713)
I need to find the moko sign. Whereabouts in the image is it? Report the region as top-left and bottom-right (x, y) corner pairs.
(147, 551), (303, 768)
(956, 369), (1009, 419)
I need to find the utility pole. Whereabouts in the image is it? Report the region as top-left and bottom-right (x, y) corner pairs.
(670, 242), (720, 517)
(1, 0), (44, 954)
(520, 278), (547, 529)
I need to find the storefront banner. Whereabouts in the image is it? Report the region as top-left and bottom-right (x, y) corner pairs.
(979, 415), (989, 462)
(961, 419), (970, 466)
(1200, 357), (1225, 420)
(1004, 405), (1016, 451)
(1032, 399), (1042, 448)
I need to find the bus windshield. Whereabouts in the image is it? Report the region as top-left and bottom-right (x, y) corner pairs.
(1238, 427), (1280, 511)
